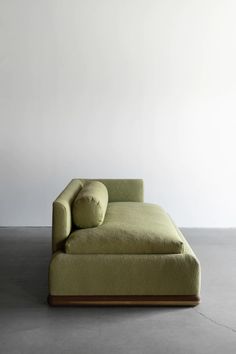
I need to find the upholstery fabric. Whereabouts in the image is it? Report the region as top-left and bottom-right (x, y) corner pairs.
(52, 179), (143, 252)
(82, 179), (144, 202)
(50, 178), (201, 298)
(52, 179), (83, 252)
(66, 202), (183, 254)
(72, 181), (108, 228)
(49, 230), (200, 296)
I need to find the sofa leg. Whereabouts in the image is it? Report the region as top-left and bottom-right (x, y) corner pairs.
(48, 295), (200, 307)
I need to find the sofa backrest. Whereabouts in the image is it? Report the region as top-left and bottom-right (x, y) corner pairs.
(83, 179), (144, 203)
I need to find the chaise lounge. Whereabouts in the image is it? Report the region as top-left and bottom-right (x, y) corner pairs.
(48, 179), (201, 306)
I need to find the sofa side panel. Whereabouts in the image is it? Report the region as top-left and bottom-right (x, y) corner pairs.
(52, 179), (83, 252)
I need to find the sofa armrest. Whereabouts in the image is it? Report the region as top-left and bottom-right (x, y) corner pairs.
(52, 179), (83, 252)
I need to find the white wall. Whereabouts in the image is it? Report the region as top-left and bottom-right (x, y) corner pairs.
(1, 0), (236, 227)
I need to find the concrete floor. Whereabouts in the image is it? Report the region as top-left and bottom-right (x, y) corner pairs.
(0, 228), (236, 354)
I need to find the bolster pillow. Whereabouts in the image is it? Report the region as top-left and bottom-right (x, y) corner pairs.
(72, 181), (108, 228)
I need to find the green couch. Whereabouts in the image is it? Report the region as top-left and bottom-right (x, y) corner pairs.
(48, 179), (200, 306)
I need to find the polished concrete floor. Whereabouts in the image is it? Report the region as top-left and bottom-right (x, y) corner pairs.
(0, 227), (235, 354)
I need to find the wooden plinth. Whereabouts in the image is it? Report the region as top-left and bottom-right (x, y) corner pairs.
(48, 295), (200, 307)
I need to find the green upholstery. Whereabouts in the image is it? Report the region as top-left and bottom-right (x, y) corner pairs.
(49, 231), (200, 296)
(52, 179), (83, 252)
(91, 179), (144, 202)
(50, 178), (200, 298)
(66, 202), (183, 254)
(52, 179), (143, 252)
(72, 181), (108, 228)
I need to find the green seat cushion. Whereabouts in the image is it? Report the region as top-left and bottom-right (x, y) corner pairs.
(72, 181), (108, 228)
(66, 202), (184, 254)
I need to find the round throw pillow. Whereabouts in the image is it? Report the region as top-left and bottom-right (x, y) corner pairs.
(72, 181), (108, 228)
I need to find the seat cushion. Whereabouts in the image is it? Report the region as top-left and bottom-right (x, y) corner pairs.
(66, 202), (184, 254)
(72, 181), (108, 228)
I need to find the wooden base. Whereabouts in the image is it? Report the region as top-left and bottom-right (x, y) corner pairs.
(48, 295), (200, 307)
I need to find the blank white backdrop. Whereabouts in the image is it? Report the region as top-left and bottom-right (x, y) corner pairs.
(1, 0), (236, 226)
